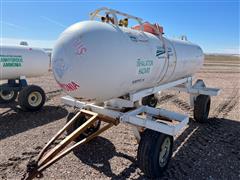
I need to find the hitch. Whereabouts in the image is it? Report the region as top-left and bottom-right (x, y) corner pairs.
(22, 109), (119, 180)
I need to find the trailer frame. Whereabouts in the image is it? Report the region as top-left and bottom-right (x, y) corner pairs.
(61, 76), (220, 137)
(22, 76), (220, 180)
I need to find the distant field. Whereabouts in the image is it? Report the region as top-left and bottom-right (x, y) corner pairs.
(201, 55), (240, 73)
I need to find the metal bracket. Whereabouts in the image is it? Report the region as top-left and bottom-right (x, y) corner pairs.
(120, 106), (188, 136)
(90, 7), (144, 31)
(104, 98), (134, 109)
(129, 77), (190, 102)
(61, 96), (188, 137)
(0, 77), (28, 91)
(173, 80), (221, 96)
(172, 78), (221, 107)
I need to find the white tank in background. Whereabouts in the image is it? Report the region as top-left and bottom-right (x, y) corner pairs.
(0, 45), (48, 111)
(52, 20), (204, 102)
(0, 45), (49, 80)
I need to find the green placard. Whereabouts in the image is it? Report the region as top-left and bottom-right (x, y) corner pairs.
(0, 55), (23, 67)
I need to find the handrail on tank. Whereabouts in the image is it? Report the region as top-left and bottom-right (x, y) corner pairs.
(89, 7), (144, 31)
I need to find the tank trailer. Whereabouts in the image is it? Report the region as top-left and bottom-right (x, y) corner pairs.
(23, 7), (220, 179)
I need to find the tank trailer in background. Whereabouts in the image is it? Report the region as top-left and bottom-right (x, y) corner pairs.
(23, 7), (221, 179)
(0, 45), (48, 111)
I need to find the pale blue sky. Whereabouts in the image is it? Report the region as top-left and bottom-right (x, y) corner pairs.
(0, 1), (239, 54)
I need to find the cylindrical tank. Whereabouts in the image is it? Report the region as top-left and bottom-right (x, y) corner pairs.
(52, 21), (204, 102)
(0, 45), (49, 80)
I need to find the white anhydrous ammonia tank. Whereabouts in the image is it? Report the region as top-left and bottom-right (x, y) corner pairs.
(0, 45), (49, 80)
(52, 21), (204, 102)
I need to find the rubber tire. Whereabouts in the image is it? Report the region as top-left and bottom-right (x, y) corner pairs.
(66, 111), (101, 142)
(0, 90), (18, 103)
(18, 85), (45, 111)
(137, 129), (173, 178)
(142, 95), (158, 108)
(194, 95), (211, 123)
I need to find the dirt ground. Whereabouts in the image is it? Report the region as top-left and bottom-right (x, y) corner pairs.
(0, 55), (239, 180)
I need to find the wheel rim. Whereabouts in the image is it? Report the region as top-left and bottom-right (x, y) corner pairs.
(149, 97), (157, 107)
(158, 137), (171, 167)
(0, 90), (15, 101)
(28, 91), (42, 107)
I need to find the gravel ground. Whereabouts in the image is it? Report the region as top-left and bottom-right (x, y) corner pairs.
(0, 55), (240, 180)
